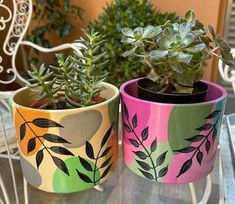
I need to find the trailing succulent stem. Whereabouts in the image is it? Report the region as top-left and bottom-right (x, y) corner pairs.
(121, 10), (234, 94)
(27, 29), (109, 109)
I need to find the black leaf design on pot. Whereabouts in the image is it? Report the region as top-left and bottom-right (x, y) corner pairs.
(101, 123), (113, 148)
(81, 124), (114, 185)
(124, 123), (132, 133)
(32, 118), (64, 128)
(100, 163), (113, 180)
(100, 156), (112, 169)
(27, 137), (36, 153)
(123, 104), (169, 181)
(136, 160), (151, 171)
(133, 151), (148, 160)
(138, 168), (154, 180)
(158, 165), (168, 177)
(204, 110), (221, 119)
(150, 139), (157, 152)
(20, 123), (26, 141)
(36, 149), (44, 169)
(195, 123), (212, 131)
(132, 114), (137, 128)
(16, 108), (73, 176)
(175, 109), (222, 178)
(196, 151), (203, 165)
(141, 126), (149, 141)
(99, 146), (112, 157)
(176, 159), (192, 178)
(50, 146), (74, 156)
(123, 103), (129, 120)
(205, 141), (210, 153)
(212, 128), (217, 142)
(185, 135), (204, 142)
(76, 170), (93, 183)
(52, 156), (69, 176)
(86, 141), (95, 159)
(174, 146), (196, 153)
(156, 151), (167, 167)
(128, 139), (139, 147)
(43, 133), (70, 143)
(78, 156), (93, 171)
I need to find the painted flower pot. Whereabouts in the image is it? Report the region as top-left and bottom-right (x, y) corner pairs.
(9, 82), (119, 193)
(120, 78), (226, 184)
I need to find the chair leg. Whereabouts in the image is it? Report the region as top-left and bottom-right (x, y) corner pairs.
(23, 178), (29, 204)
(0, 105), (19, 204)
(189, 174), (212, 204)
(93, 185), (104, 192)
(0, 174), (10, 204)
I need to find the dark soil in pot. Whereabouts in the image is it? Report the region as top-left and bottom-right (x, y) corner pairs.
(137, 78), (208, 104)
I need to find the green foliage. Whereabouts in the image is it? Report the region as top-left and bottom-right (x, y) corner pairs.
(28, 29), (109, 109)
(121, 10), (234, 94)
(27, 0), (84, 64)
(88, 0), (178, 87)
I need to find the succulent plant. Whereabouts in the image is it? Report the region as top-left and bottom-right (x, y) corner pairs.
(121, 10), (234, 93)
(27, 29), (109, 109)
(88, 0), (178, 87)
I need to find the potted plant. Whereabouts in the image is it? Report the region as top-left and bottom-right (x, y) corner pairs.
(88, 0), (178, 87)
(120, 10), (232, 183)
(9, 29), (120, 193)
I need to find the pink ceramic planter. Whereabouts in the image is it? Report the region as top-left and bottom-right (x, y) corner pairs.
(120, 78), (227, 184)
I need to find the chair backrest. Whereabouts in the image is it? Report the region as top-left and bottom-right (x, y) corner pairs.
(218, 48), (235, 95)
(0, 0), (32, 85)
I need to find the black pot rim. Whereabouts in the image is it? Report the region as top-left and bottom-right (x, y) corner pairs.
(136, 78), (209, 97)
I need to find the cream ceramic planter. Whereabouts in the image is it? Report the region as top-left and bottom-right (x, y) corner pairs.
(9, 82), (119, 193)
(120, 78), (227, 183)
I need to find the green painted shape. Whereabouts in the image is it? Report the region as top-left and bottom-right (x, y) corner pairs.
(129, 142), (172, 182)
(53, 157), (100, 193)
(108, 95), (120, 132)
(168, 104), (212, 152)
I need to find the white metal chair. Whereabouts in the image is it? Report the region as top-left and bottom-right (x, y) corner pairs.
(0, 1), (86, 203)
(218, 48), (235, 95)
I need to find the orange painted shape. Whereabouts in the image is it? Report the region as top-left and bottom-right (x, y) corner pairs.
(15, 107), (51, 156)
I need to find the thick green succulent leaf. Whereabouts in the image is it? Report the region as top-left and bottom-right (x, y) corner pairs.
(157, 36), (172, 50)
(177, 52), (193, 63)
(185, 10), (195, 22)
(122, 27), (134, 37)
(182, 33), (195, 46)
(185, 43), (206, 53)
(149, 50), (168, 59)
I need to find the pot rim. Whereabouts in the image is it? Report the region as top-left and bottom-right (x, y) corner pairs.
(120, 77), (227, 107)
(11, 82), (119, 112)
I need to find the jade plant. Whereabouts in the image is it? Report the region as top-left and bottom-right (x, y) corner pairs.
(121, 10), (233, 94)
(88, 0), (178, 87)
(27, 29), (109, 109)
